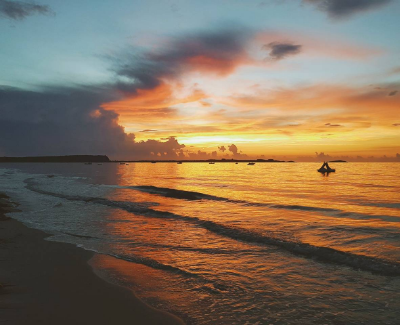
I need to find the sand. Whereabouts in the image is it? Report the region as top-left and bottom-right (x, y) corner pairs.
(0, 193), (184, 325)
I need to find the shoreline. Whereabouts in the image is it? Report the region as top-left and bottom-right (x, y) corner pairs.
(0, 193), (184, 325)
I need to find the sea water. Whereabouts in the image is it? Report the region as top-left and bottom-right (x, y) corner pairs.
(1, 162), (399, 324)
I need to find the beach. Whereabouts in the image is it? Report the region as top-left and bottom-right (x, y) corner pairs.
(0, 193), (184, 325)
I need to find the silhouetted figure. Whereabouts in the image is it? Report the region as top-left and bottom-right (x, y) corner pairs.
(318, 161), (335, 173)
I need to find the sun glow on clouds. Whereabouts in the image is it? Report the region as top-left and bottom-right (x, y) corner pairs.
(1, 0), (399, 160)
(178, 135), (266, 145)
(98, 26), (400, 157)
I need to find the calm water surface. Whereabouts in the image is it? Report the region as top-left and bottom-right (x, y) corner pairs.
(1, 162), (399, 324)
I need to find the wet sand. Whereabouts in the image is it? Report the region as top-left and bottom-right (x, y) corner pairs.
(0, 193), (184, 325)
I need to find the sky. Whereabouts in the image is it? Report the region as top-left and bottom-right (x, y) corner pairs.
(1, 0), (400, 161)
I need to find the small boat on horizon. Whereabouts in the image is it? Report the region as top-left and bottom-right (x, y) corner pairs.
(209, 162), (215, 164)
(247, 162), (255, 165)
(177, 161), (182, 164)
(119, 162), (125, 165)
(84, 162), (92, 165)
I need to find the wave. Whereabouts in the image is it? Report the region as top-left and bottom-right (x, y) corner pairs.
(192, 220), (400, 276)
(126, 185), (227, 201)
(109, 253), (201, 279)
(105, 253), (230, 293)
(336, 212), (400, 223)
(243, 202), (339, 213)
(131, 241), (262, 255)
(126, 184), (341, 213)
(61, 231), (99, 239)
(25, 178), (400, 276)
(126, 185), (400, 221)
(361, 202), (400, 209)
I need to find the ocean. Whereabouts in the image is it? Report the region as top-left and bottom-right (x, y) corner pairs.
(1, 162), (399, 324)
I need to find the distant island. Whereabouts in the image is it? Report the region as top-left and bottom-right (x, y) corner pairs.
(0, 155), (110, 163)
(329, 160), (347, 163)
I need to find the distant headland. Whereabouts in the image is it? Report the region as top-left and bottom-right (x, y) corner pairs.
(0, 156), (293, 163)
(0, 155), (110, 163)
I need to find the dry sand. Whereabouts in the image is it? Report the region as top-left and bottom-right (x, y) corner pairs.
(0, 193), (184, 325)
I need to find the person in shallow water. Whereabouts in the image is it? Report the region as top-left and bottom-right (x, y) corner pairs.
(320, 161), (332, 170)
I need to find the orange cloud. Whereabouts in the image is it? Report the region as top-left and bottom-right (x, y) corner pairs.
(183, 54), (250, 76)
(102, 82), (208, 127)
(224, 83), (400, 122)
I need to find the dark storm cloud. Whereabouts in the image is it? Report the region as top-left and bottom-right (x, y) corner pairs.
(115, 27), (251, 93)
(303, 0), (392, 19)
(0, 86), (184, 159)
(388, 90), (398, 96)
(263, 42), (302, 61)
(0, 0), (53, 20)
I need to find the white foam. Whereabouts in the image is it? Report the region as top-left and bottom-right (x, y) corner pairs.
(0, 168), (113, 246)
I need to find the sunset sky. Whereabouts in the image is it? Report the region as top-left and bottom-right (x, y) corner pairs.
(1, 0), (399, 160)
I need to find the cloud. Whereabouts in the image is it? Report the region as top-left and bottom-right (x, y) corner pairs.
(227, 144), (248, 158)
(115, 27), (251, 95)
(219, 82), (400, 139)
(218, 145), (226, 152)
(263, 42), (302, 60)
(315, 152), (332, 161)
(0, 0), (53, 20)
(225, 82), (400, 117)
(102, 27), (252, 127)
(228, 144), (238, 155)
(393, 123), (400, 126)
(388, 90), (398, 96)
(0, 86), (185, 159)
(106, 28), (382, 136)
(103, 83), (204, 127)
(303, 0), (392, 19)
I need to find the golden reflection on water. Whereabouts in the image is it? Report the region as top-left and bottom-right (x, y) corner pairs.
(90, 162), (400, 324)
(102, 162), (400, 261)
